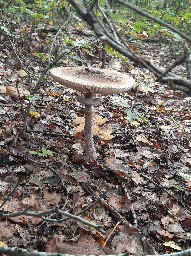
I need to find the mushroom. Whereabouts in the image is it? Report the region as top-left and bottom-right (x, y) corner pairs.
(50, 66), (135, 162)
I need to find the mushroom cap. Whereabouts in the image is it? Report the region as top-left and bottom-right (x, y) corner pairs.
(50, 67), (135, 95)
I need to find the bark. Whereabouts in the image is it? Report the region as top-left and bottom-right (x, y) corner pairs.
(184, 44), (191, 80)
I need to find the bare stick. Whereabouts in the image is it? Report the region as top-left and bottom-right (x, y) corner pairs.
(0, 206), (106, 234)
(103, 221), (121, 248)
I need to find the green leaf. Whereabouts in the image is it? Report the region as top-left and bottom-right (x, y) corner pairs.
(28, 94), (41, 102)
(105, 46), (127, 62)
(16, 0), (26, 5)
(40, 147), (54, 157)
(28, 150), (38, 155)
(126, 109), (135, 122)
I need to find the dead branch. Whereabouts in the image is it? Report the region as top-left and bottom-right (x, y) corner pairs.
(0, 207), (106, 234)
(67, 0), (191, 90)
(159, 53), (188, 80)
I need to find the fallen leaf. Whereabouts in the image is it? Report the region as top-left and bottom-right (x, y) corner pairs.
(0, 221), (16, 239)
(3, 198), (22, 212)
(46, 234), (106, 254)
(6, 86), (19, 100)
(163, 241), (182, 251)
(108, 194), (122, 210)
(96, 234), (105, 248)
(131, 171), (145, 185)
(43, 189), (61, 206)
(157, 229), (174, 240)
(136, 135), (152, 145)
(17, 69), (28, 77)
(130, 120), (140, 127)
(0, 241), (7, 256)
(155, 106), (165, 113)
(161, 216), (174, 227)
(182, 218), (191, 231)
(97, 123), (113, 140)
(29, 111), (41, 118)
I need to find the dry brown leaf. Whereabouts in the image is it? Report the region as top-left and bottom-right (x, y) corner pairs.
(136, 135), (152, 145)
(161, 216), (175, 226)
(157, 229), (174, 239)
(9, 216), (33, 225)
(182, 218), (191, 230)
(0, 221), (16, 239)
(128, 44), (137, 52)
(74, 114), (112, 140)
(73, 116), (84, 126)
(43, 189), (61, 205)
(94, 114), (108, 125)
(97, 123), (113, 140)
(6, 86), (19, 100)
(46, 234), (106, 254)
(105, 156), (132, 178)
(74, 114), (108, 127)
(96, 233), (105, 248)
(17, 69), (28, 77)
(131, 171), (145, 185)
(108, 194), (122, 210)
(112, 231), (144, 255)
(3, 198), (22, 212)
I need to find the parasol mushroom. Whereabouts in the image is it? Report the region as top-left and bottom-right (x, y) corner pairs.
(50, 66), (135, 161)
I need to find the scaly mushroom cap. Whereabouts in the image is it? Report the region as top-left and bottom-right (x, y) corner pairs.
(50, 67), (135, 95)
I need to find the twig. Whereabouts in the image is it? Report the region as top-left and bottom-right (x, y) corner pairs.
(83, 185), (136, 230)
(102, 221), (121, 248)
(97, 2), (120, 44)
(0, 206), (106, 234)
(1, 25), (31, 77)
(47, 9), (72, 64)
(68, 0), (191, 89)
(15, 80), (25, 115)
(159, 53), (188, 80)
(88, 0), (98, 11)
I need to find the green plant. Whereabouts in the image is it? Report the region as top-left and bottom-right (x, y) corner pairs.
(116, 100), (148, 124)
(29, 147), (54, 157)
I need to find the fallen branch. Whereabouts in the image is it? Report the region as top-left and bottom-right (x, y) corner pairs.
(0, 207), (106, 234)
(67, 0), (191, 90)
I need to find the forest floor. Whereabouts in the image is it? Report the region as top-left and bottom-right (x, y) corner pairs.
(0, 24), (191, 255)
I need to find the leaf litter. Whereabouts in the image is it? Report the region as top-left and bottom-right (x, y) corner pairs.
(0, 22), (191, 256)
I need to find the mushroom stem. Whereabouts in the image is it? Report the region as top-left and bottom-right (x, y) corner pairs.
(84, 93), (97, 161)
